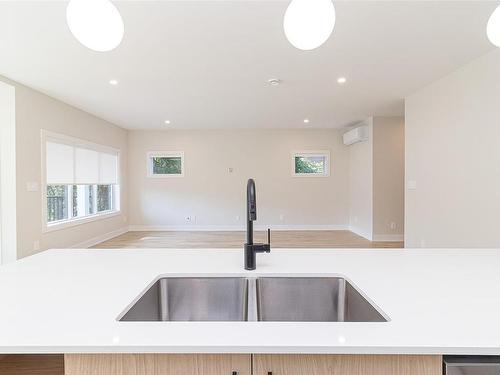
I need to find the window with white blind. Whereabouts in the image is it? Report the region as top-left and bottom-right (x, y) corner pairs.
(42, 131), (120, 231)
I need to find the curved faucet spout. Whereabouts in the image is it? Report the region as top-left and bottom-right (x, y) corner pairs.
(247, 178), (257, 222)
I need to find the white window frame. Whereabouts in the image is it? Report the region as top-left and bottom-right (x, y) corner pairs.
(291, 150), (331, 178)
(147, 151), (185, 178)
(41, 130), (121, 233)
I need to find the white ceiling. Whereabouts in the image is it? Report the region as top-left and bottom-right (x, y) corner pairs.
(0, 1), (497, 129)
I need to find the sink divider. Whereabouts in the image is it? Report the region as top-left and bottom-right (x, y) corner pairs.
(337, 278), (346, 322)
(159, 278), (169, 321)
(246, 278), (258, 322)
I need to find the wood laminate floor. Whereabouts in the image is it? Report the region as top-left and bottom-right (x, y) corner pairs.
(93, 230), (403, 249)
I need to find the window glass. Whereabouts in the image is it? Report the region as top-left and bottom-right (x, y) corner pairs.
(97, 185), (112, 212)
(294, 156), (326, 174)
(47, 185), (69, 222)
(152, 156), (182, 175)
(292, 152), (330, 177)
(46, 184), (115, 224)
(87, 185), (95, 215)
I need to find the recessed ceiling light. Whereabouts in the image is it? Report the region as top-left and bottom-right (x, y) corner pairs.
(66, 0), (124, 52)
(337, 77), (347, 84)
(303, 118), (310, 124)
(268, 78), (282, 86)
(284, 0), (336, 51)
(109, 79), (118, 86)
(164, 120), (171, 125)
(487, 4), (500, 47)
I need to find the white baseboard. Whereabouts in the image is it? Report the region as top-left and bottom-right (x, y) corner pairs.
(349, 226), (373, 241)
(71, 227), (129, 248)
(128, 224), (350, 232)
(372, 234), (404, 242)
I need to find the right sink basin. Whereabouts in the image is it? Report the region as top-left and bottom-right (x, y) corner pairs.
(256, 277), (387, 322)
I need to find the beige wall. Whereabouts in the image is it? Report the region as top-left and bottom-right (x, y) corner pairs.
(347, 116), (405, 241)
(0, 76), (128, 259)
(405, 49), (500, 248)
(373, 116), (405, 240)
(348, 118), (373, 240)
(128, 129), (349, 229)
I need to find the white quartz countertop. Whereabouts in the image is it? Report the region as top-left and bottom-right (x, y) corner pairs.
(1, 248), (500, 354)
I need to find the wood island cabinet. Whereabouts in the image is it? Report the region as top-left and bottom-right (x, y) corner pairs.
(64, 354), (442, 375)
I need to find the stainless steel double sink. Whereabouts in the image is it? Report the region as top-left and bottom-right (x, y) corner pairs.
(119, 277), (387, 322)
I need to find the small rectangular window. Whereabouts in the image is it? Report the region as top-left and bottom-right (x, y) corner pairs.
(147, 152), (184, 177)
(292, 151), (330, 177)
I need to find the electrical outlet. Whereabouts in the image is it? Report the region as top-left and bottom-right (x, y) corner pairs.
(185, 215), (191, 222)
(236, 215), (240, 221)
(33, 240), (40, 251)
(390, 222), (396, 230)
(279, 214), (284, 221)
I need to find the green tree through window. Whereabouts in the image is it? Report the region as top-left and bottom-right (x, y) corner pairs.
(295, 156), (325, 174)
(153, 157), (182, 175)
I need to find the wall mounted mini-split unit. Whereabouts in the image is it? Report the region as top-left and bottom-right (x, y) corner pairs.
(343, 126), (368, 146)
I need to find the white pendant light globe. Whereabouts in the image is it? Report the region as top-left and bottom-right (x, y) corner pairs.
(487, 4), (500, 47)
(283, 0), (336, 51)
(66, 0), (124, 52)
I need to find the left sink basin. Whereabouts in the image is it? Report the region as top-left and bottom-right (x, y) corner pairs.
(119, 277), (248, 321)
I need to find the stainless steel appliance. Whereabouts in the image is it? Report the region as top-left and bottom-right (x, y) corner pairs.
(444, 356), (500, 375)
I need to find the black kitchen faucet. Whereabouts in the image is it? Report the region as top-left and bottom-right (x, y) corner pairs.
(244, 178), (271, 270)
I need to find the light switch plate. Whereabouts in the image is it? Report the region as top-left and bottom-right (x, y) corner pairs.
(407, 180), (417, 190)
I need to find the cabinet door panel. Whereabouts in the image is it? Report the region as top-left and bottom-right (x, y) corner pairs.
(253, 354), (442, 375)
(65, 354), (251, 375)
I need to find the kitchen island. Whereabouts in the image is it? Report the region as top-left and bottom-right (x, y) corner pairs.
(1, 248), (499, 374)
